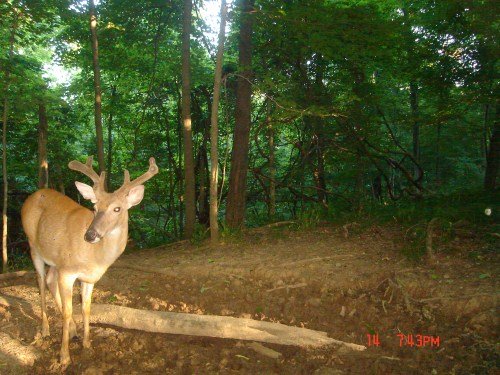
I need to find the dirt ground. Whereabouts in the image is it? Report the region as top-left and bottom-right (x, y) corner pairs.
(0, 222), (498, 374)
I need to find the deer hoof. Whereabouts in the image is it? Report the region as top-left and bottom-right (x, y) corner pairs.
(60, 351), (71, 367)
(69, 320), (77, 339)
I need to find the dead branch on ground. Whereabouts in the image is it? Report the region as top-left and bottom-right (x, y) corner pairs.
(0, 294), (366, 351)
(0, 270), (34, 281)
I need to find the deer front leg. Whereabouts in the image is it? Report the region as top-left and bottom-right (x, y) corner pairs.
(58, 274), (76, 366)
(81, 281), (94, 349)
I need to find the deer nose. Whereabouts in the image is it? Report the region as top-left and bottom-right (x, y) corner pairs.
(84, 229), (100, 243)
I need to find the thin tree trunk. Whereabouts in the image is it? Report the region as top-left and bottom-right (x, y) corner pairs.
(1, 95), (9, 274)
(106, 85), (116, 188)
(225, 0), (254, 229)
(409, 80), (420, 181)
(210, 0), (228, 244)
(1, 11), (17, 273)
(482, 104), (490, 159)
(484, 104), (499, 190)
(181, 0), (196, 239)
(89, 0), (106, 178)
(198, 143), (209, 226)
(37, 102), (49, 189)
(435, 122), (441, 185)
(268, 117), (276, 219)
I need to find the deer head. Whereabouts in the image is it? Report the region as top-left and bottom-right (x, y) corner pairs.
(69, 156), (158, 243)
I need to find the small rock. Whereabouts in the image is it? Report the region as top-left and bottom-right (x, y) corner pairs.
(340, 306), (346, 317)
(307, 298), (322, 307)
(232, 279), (243, 288)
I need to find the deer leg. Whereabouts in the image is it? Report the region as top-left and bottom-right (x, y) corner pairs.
(31, 251), (50, 337)
(81, 281), (94, 349)
(47, 267), (77, 338)
(58, 273), (77, 366)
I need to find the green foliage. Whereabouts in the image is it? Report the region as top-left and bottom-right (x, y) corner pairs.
(293, 207), (323, 230)
(191, 223), (209, 245)
(0, 0), (497, 260)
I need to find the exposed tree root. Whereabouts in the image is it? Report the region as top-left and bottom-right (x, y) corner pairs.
(266, 282), (307, 293)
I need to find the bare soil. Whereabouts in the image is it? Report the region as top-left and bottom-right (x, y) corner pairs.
(0, 223), (498, 374)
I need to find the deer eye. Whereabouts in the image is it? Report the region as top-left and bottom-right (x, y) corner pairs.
(113, 207), (121, 213)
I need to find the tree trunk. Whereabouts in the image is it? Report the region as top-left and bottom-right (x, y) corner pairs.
(225, 0), (254, 229)
(210, 0), (228, 244)
(181, 0), (196, 239)
(409, 80), (420, 181)
(484, 104), (499, 190)
(197, 143), (209, 226)
(1, 11), (17, 273)
(482, 104), (490, 159)
(1, 94), (9, 274)
(89, 0), (106, 178)
(37, 102), (49, 189)
(268, 117), (276, 219)
(106, 85), (116, 189)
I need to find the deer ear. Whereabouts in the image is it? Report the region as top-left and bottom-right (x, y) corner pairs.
(126, 185), (145, 208)
(75, 181), (97, 203)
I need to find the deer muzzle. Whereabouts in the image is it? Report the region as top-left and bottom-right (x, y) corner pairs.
(84, 228), (101, 243)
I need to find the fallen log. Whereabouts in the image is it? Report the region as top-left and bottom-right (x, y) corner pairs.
(0, 270), (34, 282)
(0, 294), (365, 351)
(89, 304), (365, 350)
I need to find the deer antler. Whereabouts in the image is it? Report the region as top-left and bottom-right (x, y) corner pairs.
(68, 156), (107, 193)
(118, 157), (158, 193)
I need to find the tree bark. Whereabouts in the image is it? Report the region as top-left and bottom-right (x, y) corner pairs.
(1, 11), (17, 273)
(210, 0), (228, 244)
(89, 0), (106, 178)
(37, 102), (49, 189)
(409, 80), (420, 181)
(0, 295), (365, 350)
(106, 85), (116, 189)
(225, 0), (254, 229)
(268, 117), (276, 219)
(484, 104), (499, 190)
(181, 0), (196, 239)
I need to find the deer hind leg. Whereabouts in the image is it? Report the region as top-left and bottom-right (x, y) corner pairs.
(31, 250), (50, 337)
(58, 273), (77, 366)
(47, 267), (77, 339)
(81, 281), (94, 349)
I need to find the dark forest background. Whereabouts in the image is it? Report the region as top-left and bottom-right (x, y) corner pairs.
(1, 0), (498, 270)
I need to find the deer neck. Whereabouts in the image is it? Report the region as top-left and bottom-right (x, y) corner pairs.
(96, 215), (129, 266)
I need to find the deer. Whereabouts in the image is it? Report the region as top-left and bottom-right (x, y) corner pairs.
(21, 156), (158, 365)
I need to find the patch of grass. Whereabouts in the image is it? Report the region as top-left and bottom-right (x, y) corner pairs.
(293, 207), (323, 230)
(191, 223), (209, 245)
(219, 223), (244, 242)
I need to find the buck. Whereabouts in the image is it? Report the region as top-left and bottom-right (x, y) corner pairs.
(21, 156), (158, 365)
